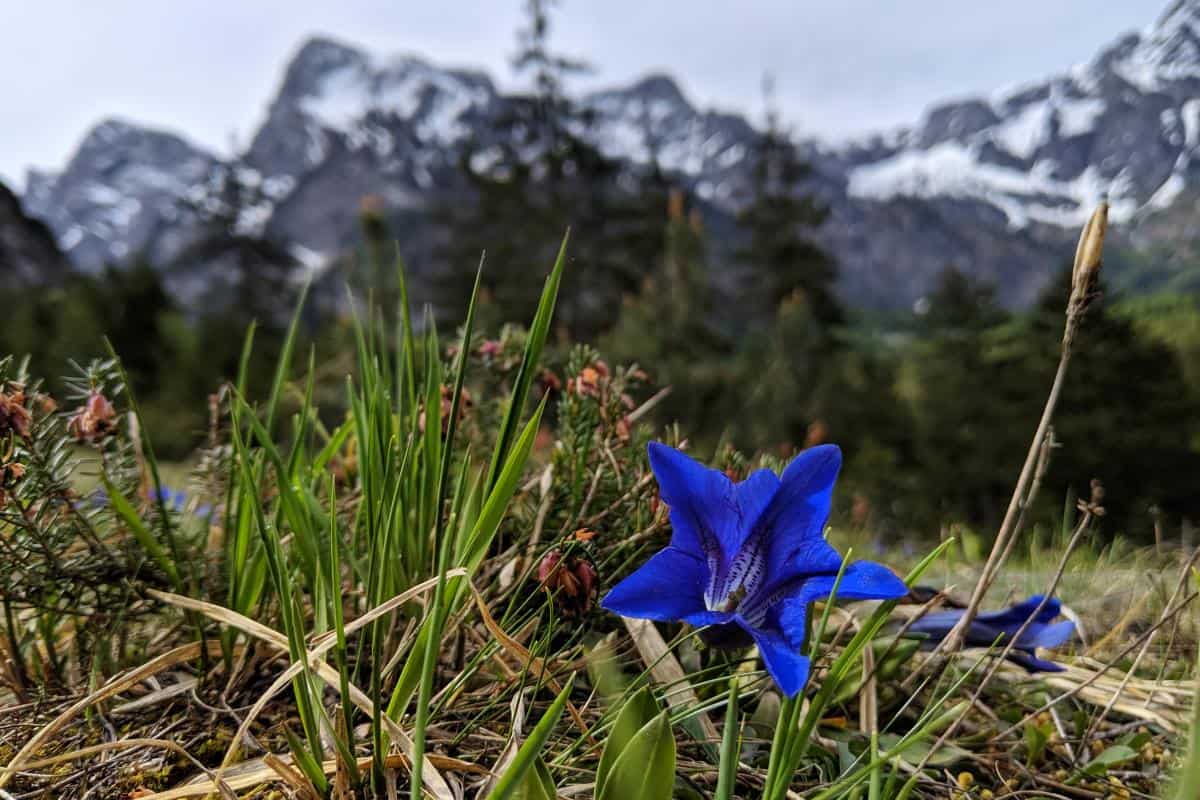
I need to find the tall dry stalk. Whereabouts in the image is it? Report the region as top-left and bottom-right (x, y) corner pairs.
(938, 200), (1109, 656)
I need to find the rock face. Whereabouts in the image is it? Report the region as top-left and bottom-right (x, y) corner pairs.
(23, 119), (218, 272)
(841, 0), (1200, 225)
(0, 180), (69, 290)
(21, 0), (1200, 309)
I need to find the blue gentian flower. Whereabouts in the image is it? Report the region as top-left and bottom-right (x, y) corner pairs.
(907, 594), (1075, 672)
(88, 486), (211, 518)
(602, 442), (908, 697)
(156, 487), (187, 512)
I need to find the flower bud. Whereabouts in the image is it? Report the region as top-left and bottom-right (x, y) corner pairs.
(537, 549), (599, 617)
(67, 391), (118, 443)
(0, 385), (32, 441)
(1071, 200), (1108, 300)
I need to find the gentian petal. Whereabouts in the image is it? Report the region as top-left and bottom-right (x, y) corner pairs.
(741, 619), (811, 698)
(830, 560), (909, 602)
(906, 596), (1074, 671)
(1023, 619), (1075, 650)
(760, 446), (845, 587)
(708, 468), (783, 604)
(772, 561), (908, 649)
(647, 442), (739, 564)
(906, 610), (963, 643)
(601, 546), (708, 622)
(962, 621), (1009, 650)
(1006, 650), (1067, 673)
(733, 468), (781, 547)
(977, 595), (1059, 628)
(682, 609), (735, 628)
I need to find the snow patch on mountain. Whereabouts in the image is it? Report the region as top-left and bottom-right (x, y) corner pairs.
(583, 76), (754, 176)
(848, 141), (1139, 227)
(844, 0), (1200, 229)
(284, 39), (496, 148)
(990, 102), (1053, 159)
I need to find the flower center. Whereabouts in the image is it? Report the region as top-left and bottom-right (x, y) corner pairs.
(705, 528), (768, 613)
(717, 584), (748, 613)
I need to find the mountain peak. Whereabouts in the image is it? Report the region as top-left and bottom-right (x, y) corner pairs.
(1156, 0), (1200, 33)
(75, 117), (208, 159)
(628, 73), (689, 105)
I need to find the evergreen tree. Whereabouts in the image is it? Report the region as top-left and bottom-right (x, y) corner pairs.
(722, 79), (851, 453)
(101, 261), (175, 396)
(1017, 268), (1200, 536)
(169, 152), (306, 400)
(604, 190), (732, 438)
(736, 78), (840, 328)
(909, 266), (1027, 528)
(435, 0), (664, 336)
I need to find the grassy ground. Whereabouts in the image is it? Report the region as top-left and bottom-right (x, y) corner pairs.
(1, 234), (1196, 798)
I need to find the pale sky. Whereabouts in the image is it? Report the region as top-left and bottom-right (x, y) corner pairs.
(0, 1), (1168, 188)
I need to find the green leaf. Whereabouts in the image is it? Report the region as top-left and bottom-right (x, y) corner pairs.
(1024, 720), (1052, 766)
(874, 637), (923, 681)
(102, 478), (181, 592)
(485, 231), (568, 492)
(598, 710), (676, 800)
(510, 757), (556, 800)
(1083, 744), (1137, 776)
(878, 734), (969, 768)
(596, 688), (660, 798)
(485, 676), (575, 800)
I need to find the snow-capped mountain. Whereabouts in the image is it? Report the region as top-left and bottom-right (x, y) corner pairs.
(23, 119), (218, 272)
(18, 0), (1200, 309)
(841, 0), (1200, 229)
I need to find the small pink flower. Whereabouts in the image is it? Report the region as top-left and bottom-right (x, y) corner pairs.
(0, 385), (32, 441)
(68, 392), (118, 443)
(538, 549), (599, 617)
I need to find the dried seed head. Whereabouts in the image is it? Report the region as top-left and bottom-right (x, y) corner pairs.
(1071, 200), (1108, 301)
(537, 549), (599, 617)
(67, 391), (118, 443)
(668, 188), (685, 222)
(0, 385), (32, 441)
(0, 450), (26, 509)
(538, 367), (562, 393)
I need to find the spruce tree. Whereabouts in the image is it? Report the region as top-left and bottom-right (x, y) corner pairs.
(909, 266), (1026, 528)
(604, 189), (731, 439)
(736, 79), (840, 328)
(1019, 268), (1200, 536)
(436, 0), (664, 336)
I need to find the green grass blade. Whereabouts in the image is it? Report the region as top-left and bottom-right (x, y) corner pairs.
(265, 281), (309, 436)
(235, 319), (257, 399)
(412, 256), (483, 797)
(715, 680), (739, 800)
(102, 478), (181, 592)
(485, 675), (575, 800)
(485, 231), (568, 492)
(1171, 638), (1200, 799)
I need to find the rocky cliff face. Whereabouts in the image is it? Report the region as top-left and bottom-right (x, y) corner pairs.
(0, 181), (69, 290)
(839, 0), (1200, 228)
(21, 0), (1200, 309)
(23, 119), (218, 272)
